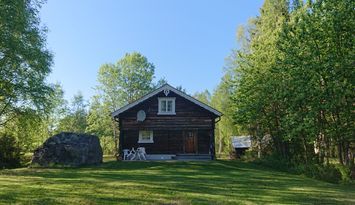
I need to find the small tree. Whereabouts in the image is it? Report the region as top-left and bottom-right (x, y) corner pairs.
(58, 92), (88, 133)
(87, 52), (157, 156)
(0, 134), (22, 168)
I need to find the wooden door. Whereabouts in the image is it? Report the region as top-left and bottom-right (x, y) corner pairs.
(184, 131), (197, 153)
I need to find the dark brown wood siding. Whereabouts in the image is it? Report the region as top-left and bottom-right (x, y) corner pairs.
(123, 129), (211, 154)
(197, 130), (211, 154)
(119, 90), (217, 155)
(120, 91), (215, 130)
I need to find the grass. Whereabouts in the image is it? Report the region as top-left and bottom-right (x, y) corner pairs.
(0, 159), (354, 205)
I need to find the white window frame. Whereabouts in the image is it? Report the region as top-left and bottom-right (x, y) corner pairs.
(158, 97), (176, 115)
(138, 130), (154, 143)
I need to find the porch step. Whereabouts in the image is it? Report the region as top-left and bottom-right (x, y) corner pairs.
(146, 154), (175, 160)
(173, 154), (211, 160)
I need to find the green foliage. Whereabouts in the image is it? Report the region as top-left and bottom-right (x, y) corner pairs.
(0, 0), (53, 127)
(86, 96), (112, 137)
(0, 84), (67, 153)
(193, 90), (211, 105)
(211, 73), (240, 155)
(96, 52), (155, 111)
(0, 134), (22, 168)
(254, 154), (353, 184)
(153, 77), (168, 89)
(276, 0), (355, 165)
(0, 0), (68, 161)
(116, 52), (155, 103)
(229, 0), (354, 166)
(5, 110), (42, 152)
(334, 164), (352, 183)
(58, 92), (88, 133)
(99, 136), (116, 155)
(193, 78), (240, 155)
(86, 96), (115, 155)
(87, 52), (158, 155)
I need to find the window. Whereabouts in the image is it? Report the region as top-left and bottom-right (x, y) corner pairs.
(158, 97), (176, 115)
(138, 131), (154, 143)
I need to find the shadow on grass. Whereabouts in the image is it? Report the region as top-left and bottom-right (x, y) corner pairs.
(0, 160), (354, 204)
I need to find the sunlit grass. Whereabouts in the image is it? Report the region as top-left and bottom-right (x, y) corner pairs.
(0, 160), (354, 204)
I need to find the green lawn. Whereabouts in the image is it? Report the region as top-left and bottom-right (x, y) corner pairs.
(0, 160), (354, 205)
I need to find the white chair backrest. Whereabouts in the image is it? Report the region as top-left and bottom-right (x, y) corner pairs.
(138, 147), (146, 154)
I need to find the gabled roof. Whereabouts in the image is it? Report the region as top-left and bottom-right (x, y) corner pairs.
(111, 84), (222, 118)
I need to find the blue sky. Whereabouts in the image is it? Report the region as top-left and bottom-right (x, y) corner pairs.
(40, 0), (263, 101)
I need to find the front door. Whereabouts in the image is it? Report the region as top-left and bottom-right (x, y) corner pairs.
(184, 131), (197, 153)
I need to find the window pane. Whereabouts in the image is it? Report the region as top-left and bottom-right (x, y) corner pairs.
(167, 100), (172, 112)
(160, 100), (166, 112)
(139, 131), (153, 142)
(142, 135), (150, 140)
(142, 131), (149, 138)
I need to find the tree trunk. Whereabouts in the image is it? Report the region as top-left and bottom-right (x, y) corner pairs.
(325, 136), (330, 165)
(258, 141), (261, 159)
(218, 135), (223, 155)
(303, 136), (308, 164)
(338, 142), (344, 165)
(318, 133), (325, 164)
(350, 148), (354, 167)
(344, 141), (350, 166)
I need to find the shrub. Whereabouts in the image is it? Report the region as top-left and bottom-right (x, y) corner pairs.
(298, 164), (343, 184)
(228, 149), (237, 160)
(0, 134), (22, 169)
(253, 155), (293, 172)
(252, 155), (352, 184)
(334, 164), (352, 183)
(240, 149), (259, 161)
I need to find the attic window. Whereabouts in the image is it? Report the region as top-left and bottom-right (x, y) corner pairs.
(158, 97), (176, 115)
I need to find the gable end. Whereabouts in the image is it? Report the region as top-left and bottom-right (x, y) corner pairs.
(111, 84), (222, 118)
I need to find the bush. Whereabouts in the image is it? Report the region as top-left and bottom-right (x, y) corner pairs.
(239, 149), (258, 161)
(252, 155), (352, 184)
(334, 164), (352, 183)
(228, 149), (237, 160)
(0, 134), (22, 169)
(253, 155), (293, 172)
(295, 164), (343, 184)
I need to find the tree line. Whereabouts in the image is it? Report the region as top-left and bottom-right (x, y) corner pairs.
(227, 0), (354, 167)
(1, 0), (353, 174)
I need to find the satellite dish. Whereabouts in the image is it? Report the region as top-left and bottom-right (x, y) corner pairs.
(137, 110), (146, 122)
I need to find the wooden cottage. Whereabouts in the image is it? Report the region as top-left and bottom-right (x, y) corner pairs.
(111, 84), (222, 160)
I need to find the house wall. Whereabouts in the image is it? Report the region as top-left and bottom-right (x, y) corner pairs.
(119, 90), (217, 155)
(119, 91), (215, 130)
(122, 129), (212, 154)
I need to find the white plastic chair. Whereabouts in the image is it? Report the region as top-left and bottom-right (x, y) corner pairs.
(137, 147), (147, 160)
(127, 148), (136, 161)
(123, 149), (130, 160)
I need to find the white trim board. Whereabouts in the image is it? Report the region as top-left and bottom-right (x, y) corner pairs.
(111, 84), (222, 117)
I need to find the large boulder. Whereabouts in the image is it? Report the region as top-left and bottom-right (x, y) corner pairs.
(31, 132), (103, 167)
